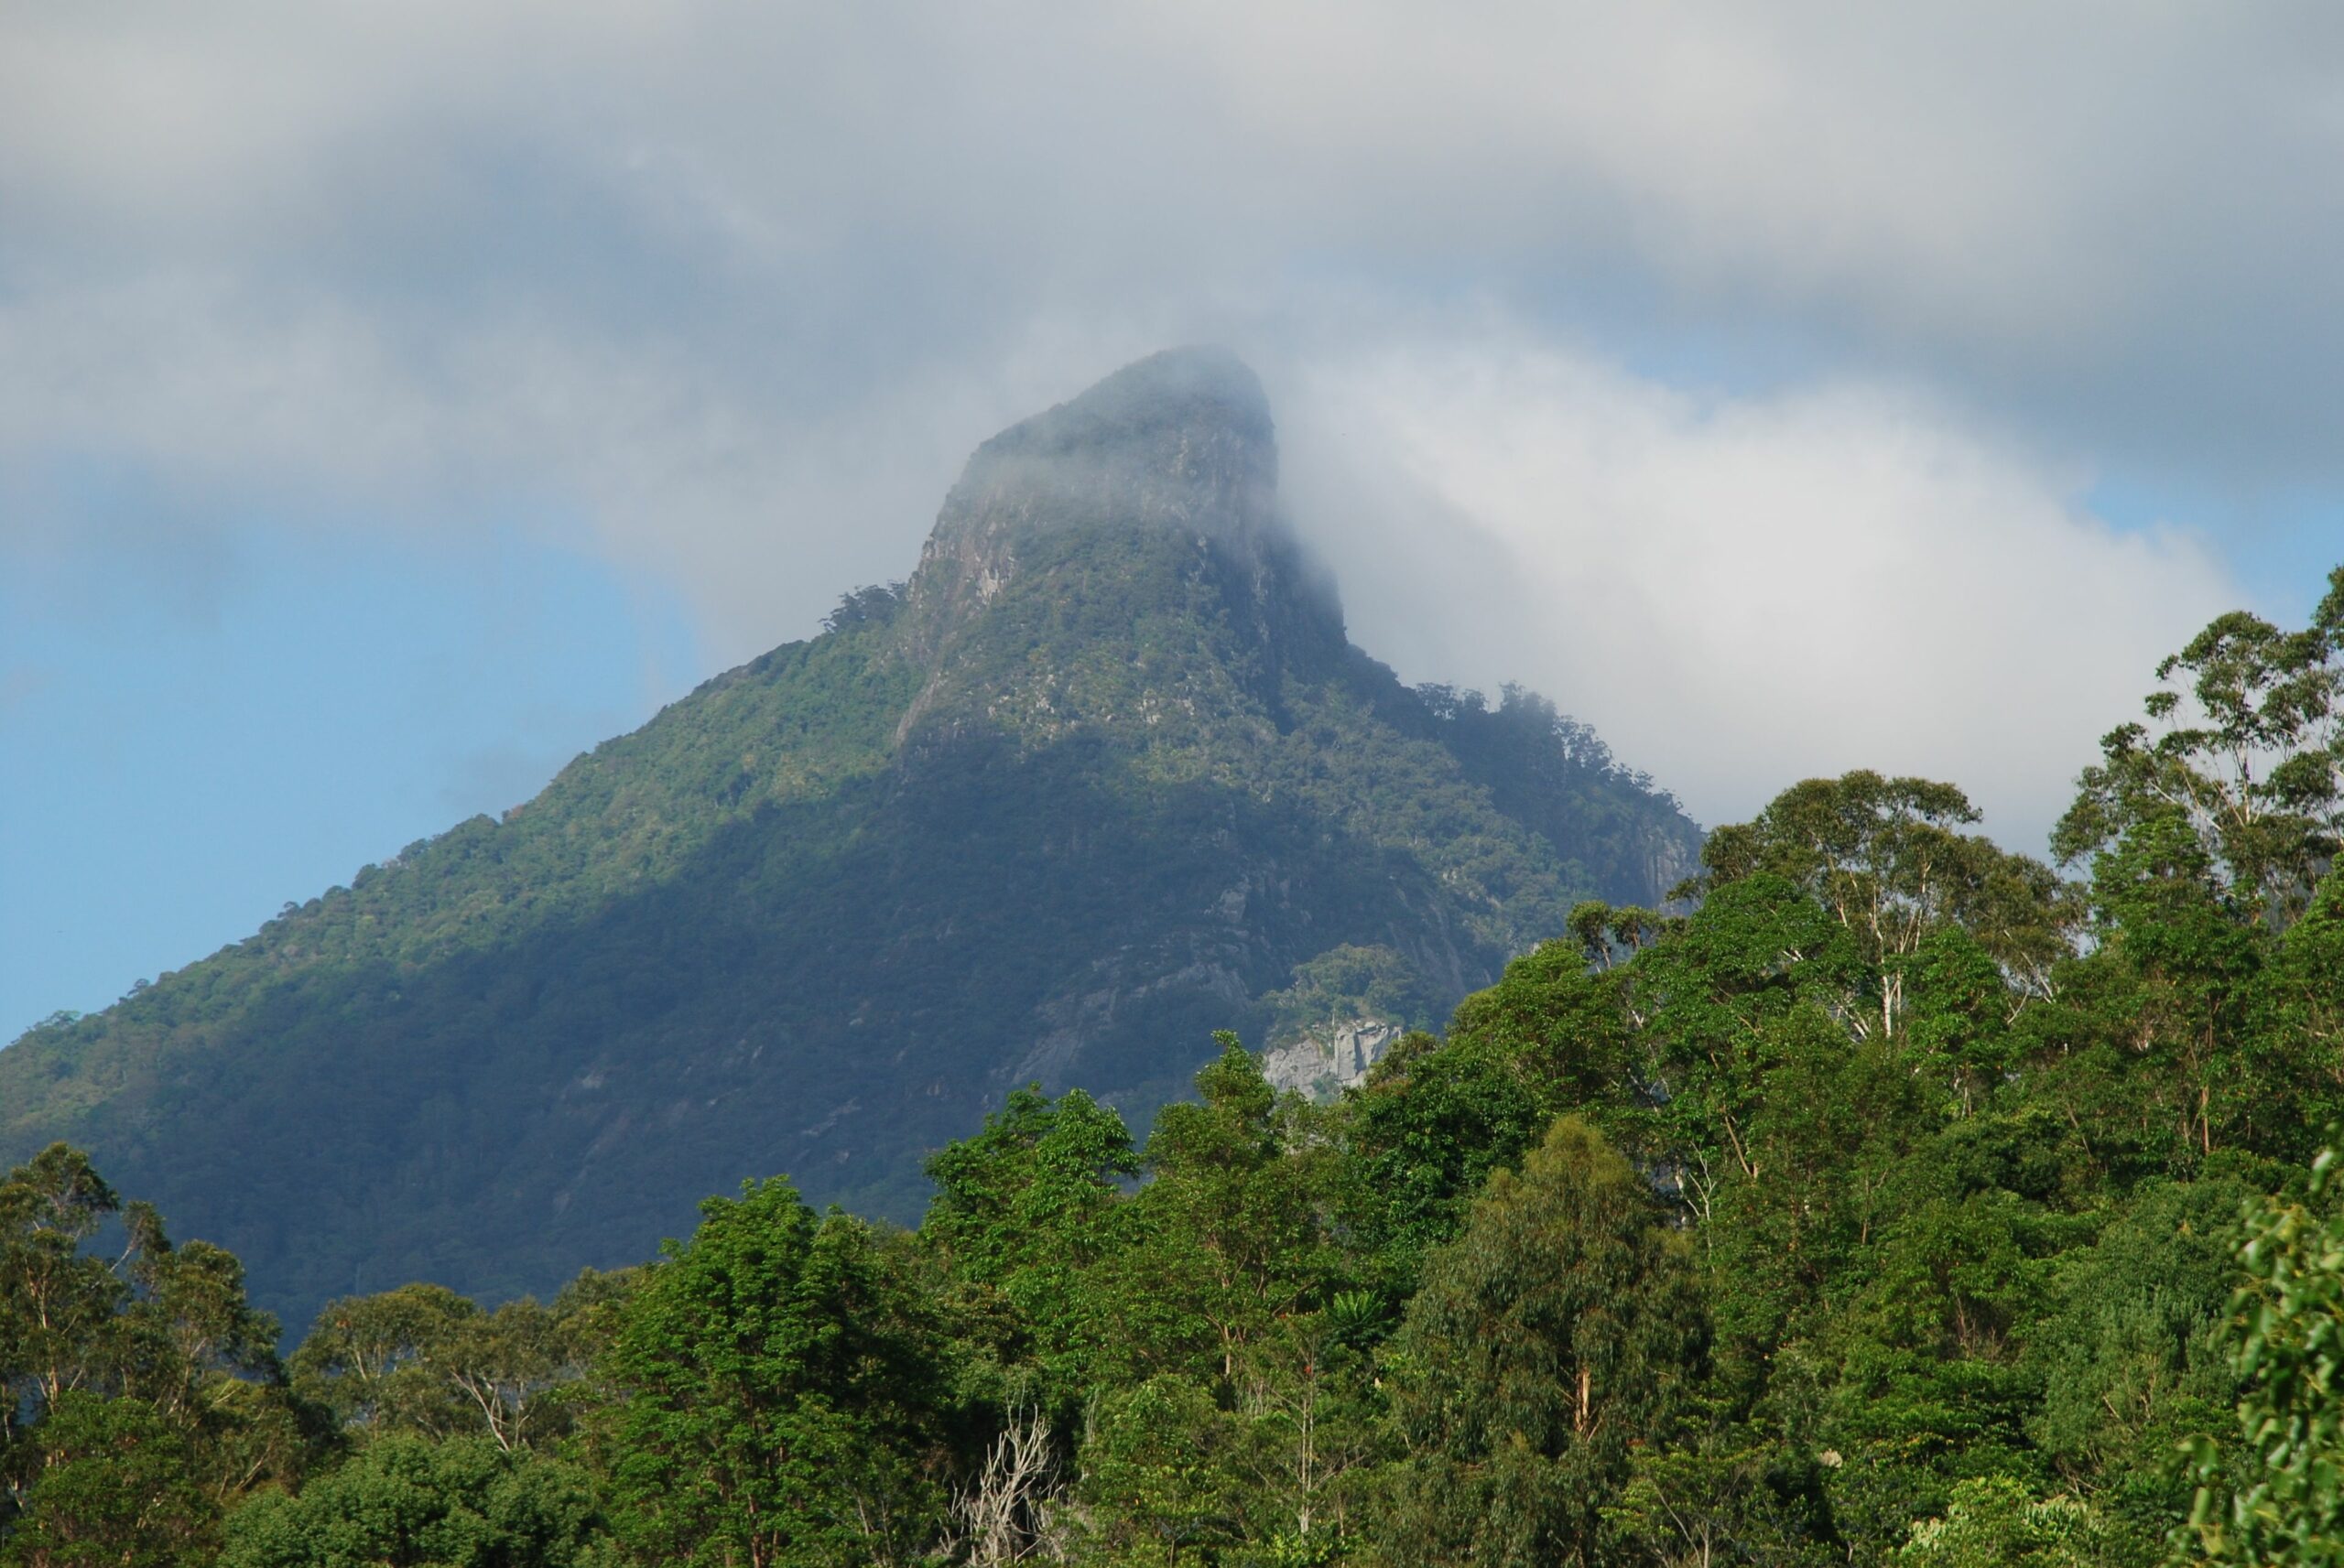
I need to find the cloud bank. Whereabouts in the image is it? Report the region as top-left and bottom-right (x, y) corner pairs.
(5, 0), (2327, 850)
(1279, 338), (2234, 850)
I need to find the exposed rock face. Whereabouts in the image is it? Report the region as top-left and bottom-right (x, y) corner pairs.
(928, 347), (1280, 564)
(1260, 1019), (1406, 1101)
(906, 348), (1292, 670)
(895, 346), (1344, 752)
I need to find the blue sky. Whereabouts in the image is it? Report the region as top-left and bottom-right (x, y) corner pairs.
(2, 500), (699, 1033)
(4, 3), (2341, 1039)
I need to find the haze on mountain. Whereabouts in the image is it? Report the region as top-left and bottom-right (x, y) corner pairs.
(0, 349), (1698, 1325)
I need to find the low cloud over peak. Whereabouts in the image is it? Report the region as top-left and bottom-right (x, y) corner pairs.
(1279, 335), (2236, 854)
(2, 0), (2327, 1006)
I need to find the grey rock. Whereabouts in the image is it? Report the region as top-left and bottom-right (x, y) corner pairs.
(1261, 1018), (1406, 1101)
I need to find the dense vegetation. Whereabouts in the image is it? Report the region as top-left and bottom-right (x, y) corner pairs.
(4, 572), (2339, 1566)
(0, 350), (1698, 1327)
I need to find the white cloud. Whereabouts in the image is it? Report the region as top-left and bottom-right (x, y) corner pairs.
(0, 0), (2325, 836)
(0, 270), (1189, 663)
(1278, 336), (2237, 855)
(8, 3), (2344, 470)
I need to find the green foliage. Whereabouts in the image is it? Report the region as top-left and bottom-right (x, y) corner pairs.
(1055, 1041), (1387, 1564)
(2056, 566), (2344, 928)
(1259, 946), (1440, 1047)
(0, 1147), (132, 1442)
(289, 1283), (483, 1442)
(1605, 1426), (1835, 1568)
(597, 1178), (948, 1568)
(0, 359), (1698, 1330)
(2183, 1146), (2344, 1567)
(1336, 1026), (1552, 1300)
(2027, 1181), (2242, 1538)
(218, 1436), (602, 1568)
(1106, 1036), (1340, 1385)
(1373, 1117), (1708, 1568)
(292, 1270), (634, 1452)
(1074, 1340), (1382, 1565)
(4, 460), (2341, 1568)
(1901, 1476), (2122, 1568)
(924, 1086), (1135, 1404)
(1334, 935), (1645, 1299)
(1075, 1374), (1247, 1564)
(0, 1146), (309, 1559)
(2, 1394), (218, 1568)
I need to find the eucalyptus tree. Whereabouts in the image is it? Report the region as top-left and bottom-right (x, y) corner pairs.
(1373, 1117), (1707, 1568)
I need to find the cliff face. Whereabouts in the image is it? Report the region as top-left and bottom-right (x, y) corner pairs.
(920, 347), (1284, 588)
(895, 349), (1342, 755)
(1261, 1020), (1407, 1100)
(0, 348), (1702, 1327)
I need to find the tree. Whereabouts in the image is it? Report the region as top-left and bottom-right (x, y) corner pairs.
(0, 1395), (216, 1568)
(1335, 1028), (1552, 1299)
(0, 1148), (132, 1434)
(1065, 1040), (1380, 1563)
(2249, 871), (2344, 1143)
(1106, 1035), (1339, 1390)
(2182, 1144), (2344, 1568)
(1074, 1309), (1388, 1565)
(599, 1177), (947, 1568)
(290, 1282), (482, 1442)
(1604, 1422), (1833, 1568)
(218, 1435), (602, 1568)
(2056, 567), (2344, 931)
(1372, 1116), (1708, 1568)
(114, 1217), (306, 1509)
(941, 1402), (1062, 1568)
(0, 1146), (307, 1544)
(1697, 772), (2075, 1038)
(924, 1084), (1135, 1400)
(291, 1271), (634, 1454)
(2026, 1179), (2241, 1544)
(1074, 1374), (1246, 1566)
(1900, 1476), (2118, 1568)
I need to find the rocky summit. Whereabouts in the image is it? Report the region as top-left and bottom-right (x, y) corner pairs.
(0, 348), (1701, 1326)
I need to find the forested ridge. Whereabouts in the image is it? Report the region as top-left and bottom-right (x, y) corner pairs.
(4, 572), (2342, 1567)
(0, 350), (1699, 1325)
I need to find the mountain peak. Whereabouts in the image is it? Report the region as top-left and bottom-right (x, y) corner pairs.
(905, 348), (1307, 668)
(1004, 345), (1272, 454)
(0, 342), (1703, 1328)
(927, 347), (1277, 552)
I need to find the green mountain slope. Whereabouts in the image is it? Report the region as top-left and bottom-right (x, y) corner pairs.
(0, 348), (1699, 1324)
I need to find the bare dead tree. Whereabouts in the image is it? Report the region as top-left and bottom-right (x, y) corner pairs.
(944, 1404), (1065, 1565)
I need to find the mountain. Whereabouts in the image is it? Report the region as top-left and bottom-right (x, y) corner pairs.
(0, 348), (1700, 1325)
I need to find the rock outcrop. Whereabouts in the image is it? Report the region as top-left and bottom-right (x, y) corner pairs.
(1260, 1019), (1406, 1100)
